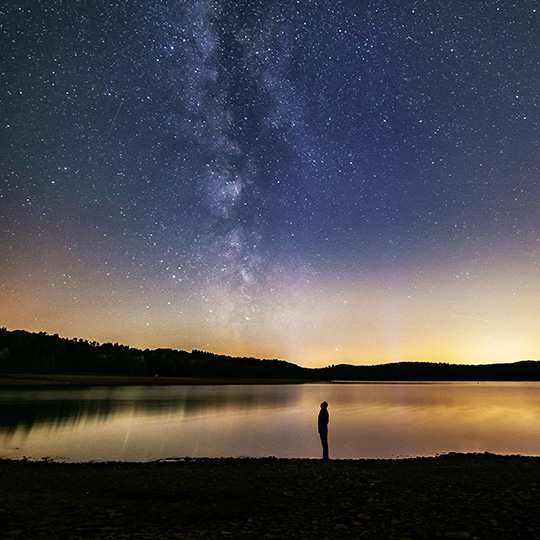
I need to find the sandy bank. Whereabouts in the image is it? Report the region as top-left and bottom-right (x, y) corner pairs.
(2, 453), (540, 539)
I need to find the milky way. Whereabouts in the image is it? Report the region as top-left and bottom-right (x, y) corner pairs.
(2, 1), (540, 366)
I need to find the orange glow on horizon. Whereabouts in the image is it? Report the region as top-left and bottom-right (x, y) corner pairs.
(2, 255), (539, 368)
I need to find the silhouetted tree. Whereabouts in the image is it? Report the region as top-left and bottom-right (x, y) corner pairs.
(1, 328), (539, 381)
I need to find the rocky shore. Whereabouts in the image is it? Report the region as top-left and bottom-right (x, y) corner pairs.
(2, 453), (540, 539)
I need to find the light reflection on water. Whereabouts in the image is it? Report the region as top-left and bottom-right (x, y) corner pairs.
(1, 382), (540, 461)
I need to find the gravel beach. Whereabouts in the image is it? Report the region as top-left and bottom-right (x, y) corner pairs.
(2, 453), (540, 539)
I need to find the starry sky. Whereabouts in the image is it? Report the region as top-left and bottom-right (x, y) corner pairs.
(2, 1), (540, 367)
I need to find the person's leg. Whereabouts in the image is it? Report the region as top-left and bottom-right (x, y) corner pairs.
(320, 433), (329, 460)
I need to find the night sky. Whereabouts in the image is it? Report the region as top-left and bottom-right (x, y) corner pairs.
(2, 1), (540, 367)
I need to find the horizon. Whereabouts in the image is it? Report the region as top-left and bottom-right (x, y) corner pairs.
(2, 2), (540, 368)
(2, 326), (538, 370)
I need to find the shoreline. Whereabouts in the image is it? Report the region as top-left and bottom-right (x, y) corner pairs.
(3, 372), (540, 387)
(1, 450), (538, 464)
(0, 372), (312, 387)
(2, 453), (540, 539)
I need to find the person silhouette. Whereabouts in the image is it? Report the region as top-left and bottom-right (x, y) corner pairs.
(318, 401), (329, 460)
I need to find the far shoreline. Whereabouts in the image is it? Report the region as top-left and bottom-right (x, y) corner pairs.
(2, 372), (539, 387)
(0, 372), (315, 387)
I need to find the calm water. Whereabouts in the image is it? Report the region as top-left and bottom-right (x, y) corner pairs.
(1, 382), (540, 461)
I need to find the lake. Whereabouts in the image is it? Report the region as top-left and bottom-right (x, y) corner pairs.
(1, 382), (540, 461)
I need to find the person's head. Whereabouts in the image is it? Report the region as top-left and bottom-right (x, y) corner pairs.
(320, 401), (328, 409)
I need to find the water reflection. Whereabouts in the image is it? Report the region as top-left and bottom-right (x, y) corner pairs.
(1, 382), (540, 461)
(0, 385), (296, 433)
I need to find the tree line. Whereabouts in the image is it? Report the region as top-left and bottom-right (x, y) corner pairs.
(0, 328), (307, 379)
(1, 328), (539, 381)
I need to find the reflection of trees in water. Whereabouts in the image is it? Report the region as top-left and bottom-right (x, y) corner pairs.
(0, 386), (298, 433)
(0, 399), (116, 433)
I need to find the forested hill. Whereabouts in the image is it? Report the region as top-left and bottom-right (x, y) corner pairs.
(314, 360), (540, 381)
(1, 328), (540, 381)
(0, 328), (306, 379)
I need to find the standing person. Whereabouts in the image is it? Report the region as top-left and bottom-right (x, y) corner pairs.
(318, 401), (329, 460)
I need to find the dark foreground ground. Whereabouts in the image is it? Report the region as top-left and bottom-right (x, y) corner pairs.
(2, 454), (540, 540)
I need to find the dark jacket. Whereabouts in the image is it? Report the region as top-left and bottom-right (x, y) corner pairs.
(318, 408), (329, 434)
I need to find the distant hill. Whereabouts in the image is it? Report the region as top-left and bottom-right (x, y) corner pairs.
(312, 360), (540, 381)
(1, 328), (539, 381)
(0, 328), (308, 380)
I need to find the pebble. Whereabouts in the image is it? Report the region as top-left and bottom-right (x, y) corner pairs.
(443, 532), (470, 539)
